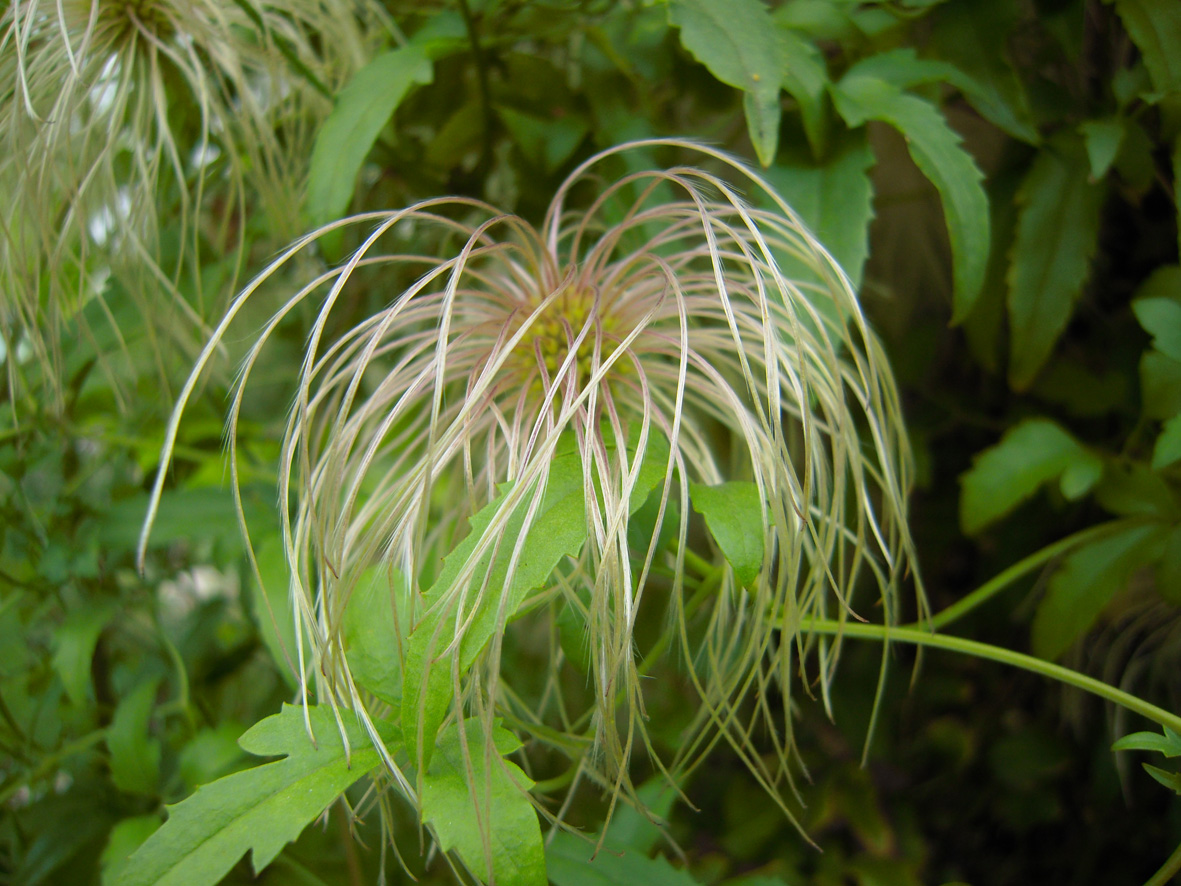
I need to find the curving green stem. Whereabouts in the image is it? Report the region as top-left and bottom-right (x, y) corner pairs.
(1146, 840), (1181, 886)
(805, 619), (1181, 735)
(911, 518), (1144, 632)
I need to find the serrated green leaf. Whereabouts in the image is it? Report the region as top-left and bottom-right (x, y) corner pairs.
(831, 73), (988, 321)
(307, 46), (433, 227)
(1142, 763), (1181, 795)
(927, 0), (1038, 143)
(959, 419), (1102, 534)
(1111, 0), (1181, 97)
(497, 106), (590, 174)
(52, 601), (114, 706)
(1080, 117), (1126, 180)
(689, 481), (765, 587)
(343, 565), (409, 705)
(1112, 726), (1181, 757)
(178, 724), (249, 791)
(117, 705), (391, 886)
(841, 47), (963, 91)
(403, 452), (587, 764)
(108, 677), (161, 796)
(547, 830), (701, 886)
(422, 720), (546, 886)
(762, 132), (875, 288)
(1007, 136), (1105, 389)
(668, 0), (784, 165)
(101, 816), (162, 886)
(1031, 523), (1167, 660)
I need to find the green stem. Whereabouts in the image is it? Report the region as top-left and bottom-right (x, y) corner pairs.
(1146, 841), (1181, 886)
(916, 519), (1143, 632)
(806, 619), (1181, 735)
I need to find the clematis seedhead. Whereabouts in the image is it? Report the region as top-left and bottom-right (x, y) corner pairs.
(144, 139), (921, 850)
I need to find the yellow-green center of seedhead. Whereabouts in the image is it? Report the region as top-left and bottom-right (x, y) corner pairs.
(69, 0), (176, 47)
(515, 283), (624, 387)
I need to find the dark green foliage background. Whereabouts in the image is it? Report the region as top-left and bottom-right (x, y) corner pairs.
(2, 0), (1180, 884)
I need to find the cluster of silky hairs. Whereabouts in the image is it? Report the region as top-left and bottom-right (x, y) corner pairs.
(0, 0), (388, 408)
(142, 139), (921, 858)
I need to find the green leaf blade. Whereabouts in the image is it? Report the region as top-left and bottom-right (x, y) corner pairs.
(959, 419), (1102, 534)
(307, 46), (433, 228)
(107, 678), (162, 796)
(689, 481), (765, 587)
(117, 705), (389, 886)
(668, 0), (784, 165)
(421, 720), (546, 886)
(1007, 137), (1106, 389)
(1031, 524), (1167, 661)
(831, 74), (989, 320)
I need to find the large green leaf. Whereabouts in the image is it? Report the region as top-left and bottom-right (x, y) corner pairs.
(926, 0), (1038, 143)
(1031, 523), (1167, 660)
(1110, 0), (1181, 97)
(1007, 136), (1105, 389)
(668, 0), (784, 165)
(421, 720), (546, 886)
(689, 481), (765, 588)
(959, 419), (1103, 534)
(116, 705), (390, 886)
(402, 452), (587, 765)
(547, 830), (700, 886)
(777, 28), (829, 158)
(343, 565), (409, 706)
(306, 46), (433, 227)
(831, 71), (989, 321)
(51, 600), (114, 706)
(107, 678), (162, 796)
(763, 132), (875, 288)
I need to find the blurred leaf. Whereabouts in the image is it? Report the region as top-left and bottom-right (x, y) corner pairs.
(1143, 763), (1181, 794)
(547, 830), (701, 886)
(247, 535), (300, 689)
(603, 778), (678, 854)
(1007, 136), (1105, 389)
(689, 481), (765, 587)
(1142, 350), (1181, 420)
(178, 723), (249, 791)
(831, 70), (988, 321)
(106, 486), (270, 551)
(1031, 523), (1167, 660)
(408, 9), (468, 60)
(107, 677), (162, 796)
(1112, 726), (1181, 757)
(668, 0), (784, 165)
(1132, 267), (1181, 361)
(1153, 414), (1181, 470)
(403, 451), (586, 765)
(927, 0), (1038, 143)
(779, 28), (830, 156)
(763, 133), (875, 288)
(1175, 136), (1181, 259)
(116, 704), (391, 886)
(497, 106), (589, 174)
(1095, 463), (1179, 518)
(13, 788), (112, 886)
(421, 719), (545, 886)
(1110, 0), (1181, 96)
(1156, 524), (1181, 604)
(1079, 117), (1126, 180)
(52, 600), (115, 706)
(101, 815), (161, 886)
(306, 46), (433, 227)
(343, 565), (408, 706)
(959, 419), (1102, 534)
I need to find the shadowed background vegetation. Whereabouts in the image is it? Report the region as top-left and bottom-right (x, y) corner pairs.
(2, 1), (1180, 885)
